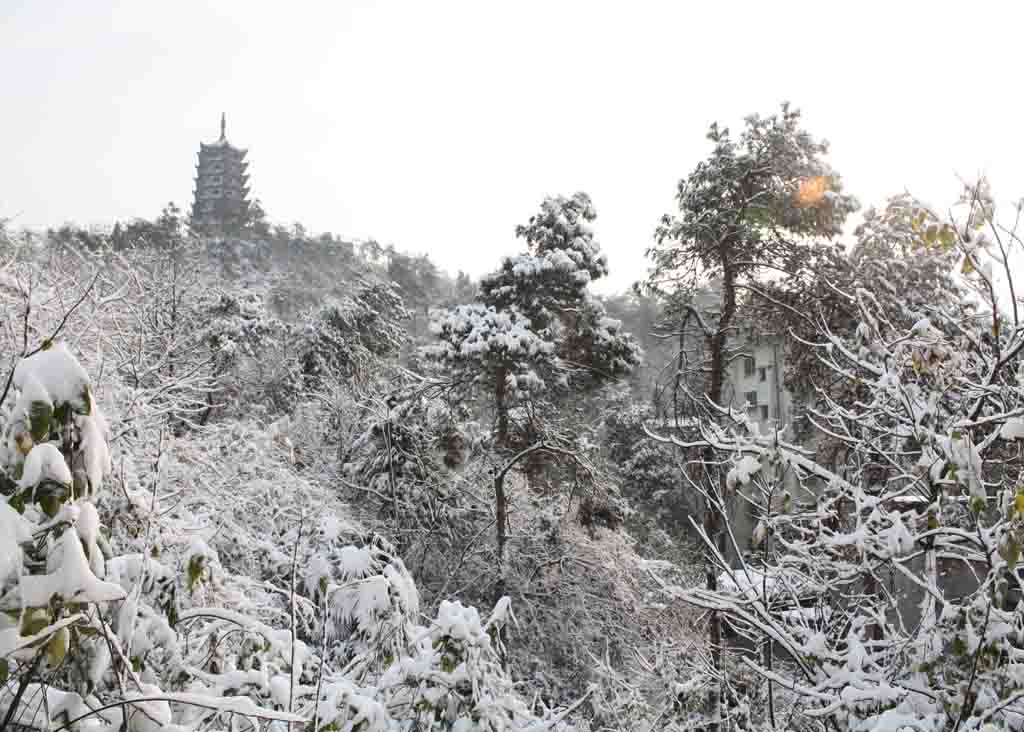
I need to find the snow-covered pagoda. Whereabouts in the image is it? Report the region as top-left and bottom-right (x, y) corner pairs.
(190, 113), (251, 235)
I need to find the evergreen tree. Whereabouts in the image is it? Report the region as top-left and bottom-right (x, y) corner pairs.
(640, 103), (858, 729)
(480, 192), (640, 392)
(427, 192), (639, 449)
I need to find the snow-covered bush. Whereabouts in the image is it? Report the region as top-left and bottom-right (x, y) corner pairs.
(0, 343), (131, 726)
(0, 331), (580, 730)
(200, 284), (290, 420)
(655, 184), (1024, 730)
(603, 402), (688, 523)
(298, 279), (409, 389)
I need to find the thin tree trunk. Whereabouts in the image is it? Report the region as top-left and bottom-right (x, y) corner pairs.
(702, 259), (737, 732)
(495, 368), (509, 448)
(673, 327), (685, 427)
(493, 366), (510, 604)
(493, 398), (510, 669)
(762, 500), (776, 729)
(495, 473), (508, 571)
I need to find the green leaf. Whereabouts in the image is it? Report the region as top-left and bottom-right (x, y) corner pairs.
(0, 658), (7, 684)
(36, 480), (69, 518)
(78, 385), (92, 416)
(21, 608), (49, 636)
(0, 472), (17, 497)
(52, 402), (71, 426)
(28, 400), (52, 442)
(939, 227), (957, 250)
(1000, 535), (1021, 568)
(40, 495), (60, 518)
(9, 490), (26, 515)
(187, 555), (206, 591)
(46, 627), (69, 666)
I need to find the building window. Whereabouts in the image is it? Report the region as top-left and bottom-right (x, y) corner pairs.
(758, 367), (767, 382)
(743, 357), (755, 377)
(211, 188), (222, 198)
(745, 390), (758, 406)
(760, 405), (769, 420)
(208, 175), (223, 186)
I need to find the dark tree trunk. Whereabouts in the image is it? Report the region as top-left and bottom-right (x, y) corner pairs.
(493, 372), (511, 669)
(495, 368), (509, 449)
(701, 258), (737, 732)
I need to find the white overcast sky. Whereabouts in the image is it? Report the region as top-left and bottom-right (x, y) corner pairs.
(2, 1), (1023, 293)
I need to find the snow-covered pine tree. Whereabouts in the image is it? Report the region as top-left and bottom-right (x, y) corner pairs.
(480, 192), (640, 394)
(421, 195), (639, 646)
(640, 102), (859, 730)
(426, 193), (639, 456)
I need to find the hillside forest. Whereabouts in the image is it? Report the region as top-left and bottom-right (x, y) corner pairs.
(4, 103), (1024, 732)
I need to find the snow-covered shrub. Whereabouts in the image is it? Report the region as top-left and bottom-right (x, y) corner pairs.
(655, 184), (1024, 730)
(0, 337), (577, 730)
(204, 236), (273, 278)
(0, 342), (129, 725)
(602, 400), (693, 531)
(298, 279), (409, 389)
(343, 387), (474, 527)
(200, 284), (290, 420)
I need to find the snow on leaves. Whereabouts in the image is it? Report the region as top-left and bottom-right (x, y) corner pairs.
(1, 338), (566, 731)
(13, 342), (93, 416)
(656, 184), (1024, 731)
(425, 304), (556, 392)
(19, 526), (125, 606)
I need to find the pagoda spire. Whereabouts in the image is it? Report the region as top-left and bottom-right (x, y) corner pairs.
(219, 112), (226, 142)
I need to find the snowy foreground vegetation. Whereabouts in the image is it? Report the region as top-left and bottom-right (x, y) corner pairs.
(4, 104), (1024, 731)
